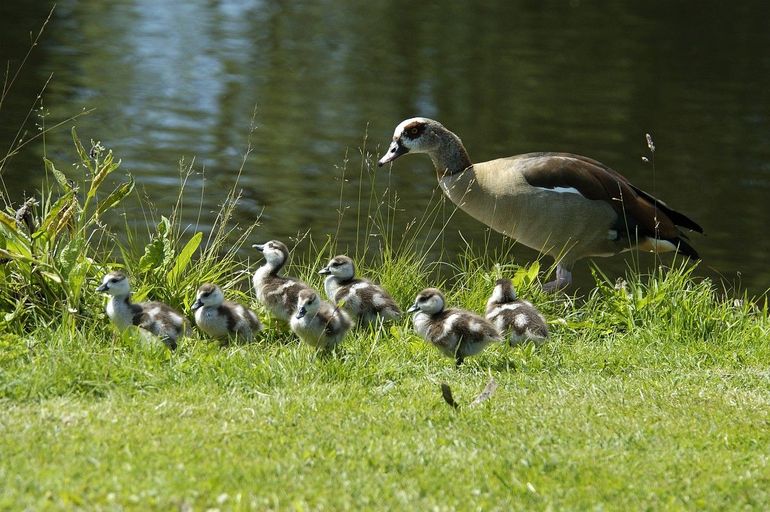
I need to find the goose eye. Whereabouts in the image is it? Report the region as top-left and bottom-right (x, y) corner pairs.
(409, 127), (419, 135)
(110, 278), (119, 283)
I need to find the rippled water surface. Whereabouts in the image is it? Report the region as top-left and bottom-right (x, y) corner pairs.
(2, 1), (769, 293)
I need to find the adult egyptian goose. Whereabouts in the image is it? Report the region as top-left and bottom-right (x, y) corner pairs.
(486, 278), (549, 346)
(290, 288), (352, 350)
(191, 283), (262, 343)
(96, 270), (187, 350)
(378, 118), (703, 290)
(252, 240), (313, 322)
(408, 288), (501, 367)
(319, 255), (402, 326)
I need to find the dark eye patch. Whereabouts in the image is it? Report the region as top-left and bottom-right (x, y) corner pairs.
(110, 277), (120, 283)
(403, 122), (425, 140)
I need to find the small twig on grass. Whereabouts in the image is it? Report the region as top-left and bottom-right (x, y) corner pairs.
(440, 377), (498, 410)
(469, 378), (498, 408)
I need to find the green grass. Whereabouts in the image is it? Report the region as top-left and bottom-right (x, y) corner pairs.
(2, 257), (770, 510)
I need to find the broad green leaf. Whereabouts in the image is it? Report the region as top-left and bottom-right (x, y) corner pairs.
(44, 158), (71, 192)
(89, 151), (121, 198)
(527, 261), (540, 282)
(58, 238), (84, 275)
(0, 211), (19, 236)
(138, 217), (173, 273)
(95, 176), (135, 217)
(32, 191), (75, 240)
(40, 270), (62, 284)
(167, 231), (202, 285)
(138, 236), (166, 273)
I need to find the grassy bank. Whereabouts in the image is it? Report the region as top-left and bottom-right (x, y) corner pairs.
(1, 136), (770, 510)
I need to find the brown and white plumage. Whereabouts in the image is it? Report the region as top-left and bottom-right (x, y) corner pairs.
(290, 288), (352, 350)
(319, 255), (401, 326)
(191, 283), (262, 343)
(486, 278), (548, 346)
(252, 240), (313, 322)
(378, 117), (703, 290)
(408, 288), (501, 366)
(96, 270), (187, 350)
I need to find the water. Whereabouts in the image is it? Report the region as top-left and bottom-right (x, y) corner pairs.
(2, 0), (769, 295)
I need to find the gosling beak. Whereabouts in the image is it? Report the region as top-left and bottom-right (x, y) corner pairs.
(252, 244), (265, 252)
(407, 303), (420, 313)
(296, 307), (307, 319)
(318, 266), (331, 275)
(377, 140), (408, 167)
(96, 283), (108, 292)
(191, 299), (203, 311)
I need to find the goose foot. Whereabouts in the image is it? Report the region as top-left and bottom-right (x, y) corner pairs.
(543, 265), (572, 293)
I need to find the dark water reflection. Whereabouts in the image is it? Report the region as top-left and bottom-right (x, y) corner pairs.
(2, 0), (769, 295)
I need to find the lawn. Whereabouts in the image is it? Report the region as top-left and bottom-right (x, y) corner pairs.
(2, 265), (769, 510)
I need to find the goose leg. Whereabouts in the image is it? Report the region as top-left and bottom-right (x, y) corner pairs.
(543, 264), (572, 292)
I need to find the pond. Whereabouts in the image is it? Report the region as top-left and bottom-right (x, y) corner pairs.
(2, 0), (769, 295)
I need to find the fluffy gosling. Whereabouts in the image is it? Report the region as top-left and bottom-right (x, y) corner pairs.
(252, 240), (313, 322)
(318, 255), (401, 326)
(191, 283), (262, 343)
(408, 288), (500, 366)
(96, 270), (187, 350)
(290, 288), (351, 350)
(486, 278), (549, 346)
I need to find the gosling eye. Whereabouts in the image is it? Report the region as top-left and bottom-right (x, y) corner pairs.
(409, 127), (419, 136)
(110, 277), (120, 283)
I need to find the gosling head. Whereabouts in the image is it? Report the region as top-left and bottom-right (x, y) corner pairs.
(295, 289), (320, 319)
(377, 117), (444, 166)
(318, 255), (355, 280)
(191, 283), (224, 311)
(252, 240), (289, 267)
(96, 270), (131, 297)
(490, 278), (517, 303)
(407, 288), (446, 315)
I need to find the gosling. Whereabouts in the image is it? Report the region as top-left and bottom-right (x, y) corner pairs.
(191, 283), (262, 343)
(318, 255), (401, 326)
(96, 270), (187, 350)
(252, 240), (313, 322)
(408, 288), (501, 366)
(290, 288), (351, 350)
(486, 278), (549, 346)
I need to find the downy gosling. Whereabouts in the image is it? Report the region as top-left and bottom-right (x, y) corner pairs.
(290, 288), (352, 350)
(318, 255), (401, 326)
(486, 278), (549, 346)
(191, 283), (262, 343)
(96, 270), (187, 350)
(252, 240), (313, 322)
(408, 288), (501, 366)
(378, 117), (703, 290)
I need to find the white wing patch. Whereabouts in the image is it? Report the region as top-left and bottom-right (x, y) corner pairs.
(539, 186), (582, 195)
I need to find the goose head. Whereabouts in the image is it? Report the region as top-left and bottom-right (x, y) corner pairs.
(296, 289), (320, 319)
(192, 283), (224, 311)
(377, 117), (447, 166)
(319, 255), (355, 280)
(96, 270), (131, 297)
(252, 240), (289, 268)
(407, 288), (446, 315)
